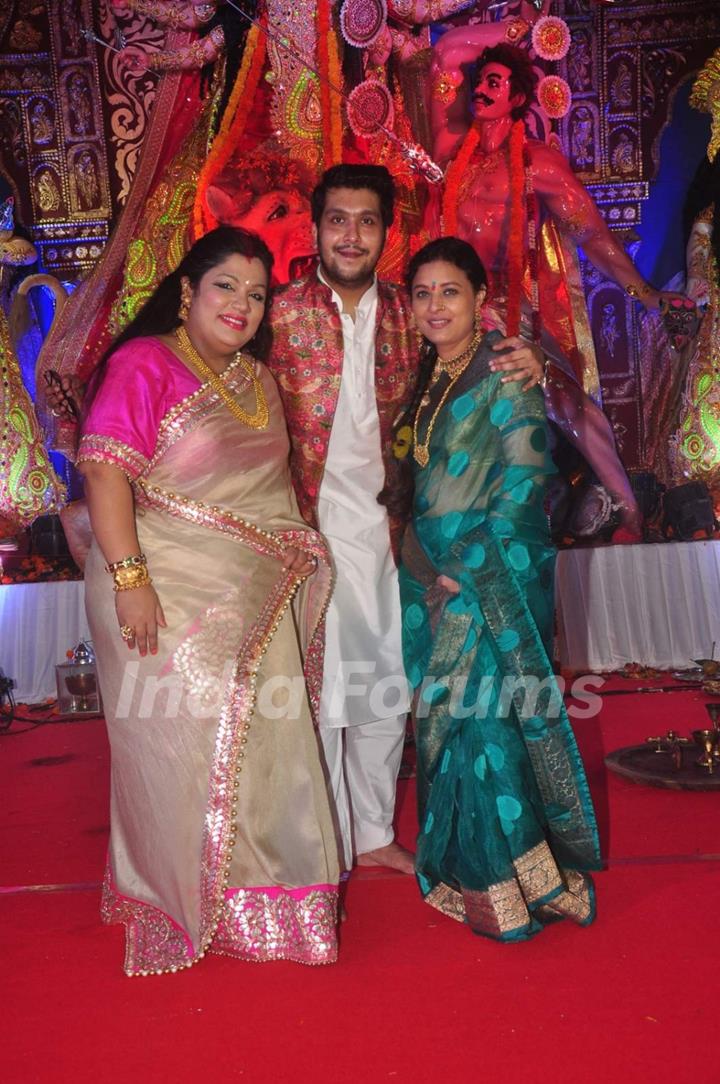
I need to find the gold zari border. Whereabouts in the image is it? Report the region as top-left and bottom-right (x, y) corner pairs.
(425, 840), (593, 938)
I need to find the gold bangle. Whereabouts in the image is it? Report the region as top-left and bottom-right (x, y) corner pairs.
(625, 282), (652, 300)
(113, 568), (152, 593)
(505, 17), (530, 44)
(113, 565), (148, 581)
(112, 563), (148, 580)
(113, 576), (149, 590)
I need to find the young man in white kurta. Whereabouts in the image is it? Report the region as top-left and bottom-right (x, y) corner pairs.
(317, 269), (410, 870)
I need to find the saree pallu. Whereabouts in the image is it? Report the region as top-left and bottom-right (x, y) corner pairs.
(399, 336), (601, 942)
(80, 360), (339, 974)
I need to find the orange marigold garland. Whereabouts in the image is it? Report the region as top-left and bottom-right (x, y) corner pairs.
(442, 122), (481, 235)
(524, 135), (541, 343)
(327, 12), (343, 163)
(505, 119), (526, 337)
(192, 21), (266, 238)
(317, 0), (343, 168)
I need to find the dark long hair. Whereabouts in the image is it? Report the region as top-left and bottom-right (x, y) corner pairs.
(92, 227), (274, 396)
(201, 3), (259, 113)
(378, 237), (488, 521)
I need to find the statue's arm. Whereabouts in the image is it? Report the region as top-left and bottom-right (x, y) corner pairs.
(532, 142), (663, 310)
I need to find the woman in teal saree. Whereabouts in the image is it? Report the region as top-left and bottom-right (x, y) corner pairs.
(396, 238), (601, 941)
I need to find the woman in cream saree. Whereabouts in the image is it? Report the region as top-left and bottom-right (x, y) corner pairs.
(78, 228), (339, 975)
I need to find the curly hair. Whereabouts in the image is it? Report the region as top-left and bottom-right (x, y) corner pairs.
(471, 44), (538, 121)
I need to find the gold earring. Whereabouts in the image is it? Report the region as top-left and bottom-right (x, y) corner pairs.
(178, 291), (191, 321)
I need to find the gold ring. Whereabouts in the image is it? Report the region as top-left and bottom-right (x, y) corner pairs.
(120, 624), (135, 641)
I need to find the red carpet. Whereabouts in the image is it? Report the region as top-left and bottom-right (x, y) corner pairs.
(3, 714), (109, 886)
(3, 684), (719, 1083)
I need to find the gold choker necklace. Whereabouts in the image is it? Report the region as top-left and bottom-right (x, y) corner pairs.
(175, 326), (269, 429)
(413, 330), (482, 468)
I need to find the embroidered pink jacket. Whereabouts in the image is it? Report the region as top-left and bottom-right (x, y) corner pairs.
(268, 271), (419, 560)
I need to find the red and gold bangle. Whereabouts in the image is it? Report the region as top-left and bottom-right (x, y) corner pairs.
(105, 553), (147, 573)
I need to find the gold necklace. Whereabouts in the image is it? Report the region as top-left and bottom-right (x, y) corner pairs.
(413, 331), (482, 468)
(175, 326), (269, 429)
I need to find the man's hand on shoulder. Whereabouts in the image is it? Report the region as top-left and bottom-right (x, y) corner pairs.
(489, 337), (546, 392)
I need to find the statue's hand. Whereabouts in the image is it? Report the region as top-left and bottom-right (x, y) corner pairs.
(117, 44), (149, 72)
(641, 287), (695, 313)
(44, 370), (83, 421)
(686, 276), (711, 312)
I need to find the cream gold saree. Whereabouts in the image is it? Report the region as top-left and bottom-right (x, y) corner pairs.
(78, 338), (339, 975)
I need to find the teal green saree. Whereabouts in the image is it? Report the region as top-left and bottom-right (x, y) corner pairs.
(399, 332), (601, 941)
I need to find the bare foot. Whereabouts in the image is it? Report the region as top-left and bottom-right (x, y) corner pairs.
(355, 842), (415, 875)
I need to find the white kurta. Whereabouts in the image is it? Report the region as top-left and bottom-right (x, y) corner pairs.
(317, 275), (409, 728)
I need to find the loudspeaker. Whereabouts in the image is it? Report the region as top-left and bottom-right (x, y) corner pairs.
(662, 482), (718, 541)
(29, 513), (71, 557)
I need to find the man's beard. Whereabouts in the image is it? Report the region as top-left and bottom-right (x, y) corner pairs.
(321, 248), (378, 288)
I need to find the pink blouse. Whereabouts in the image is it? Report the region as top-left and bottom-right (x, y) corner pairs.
(77, 337), (201, 480)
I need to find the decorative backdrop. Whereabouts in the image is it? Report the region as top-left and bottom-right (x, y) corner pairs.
(0, 0), (718, 476)
(0, 0), (158, 280)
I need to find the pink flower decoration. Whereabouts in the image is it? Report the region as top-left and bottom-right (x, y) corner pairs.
(532, 15), (571, 61)
(340, 0), (387, 49)
(538, 75), (572, 119)
(347, 79), (394, 138)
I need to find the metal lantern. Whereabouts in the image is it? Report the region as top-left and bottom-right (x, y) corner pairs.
(55, 640), (102, 718)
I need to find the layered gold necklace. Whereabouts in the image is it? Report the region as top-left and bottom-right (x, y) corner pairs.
(175, 326), (269, 429)
(413, 330), (482, 468)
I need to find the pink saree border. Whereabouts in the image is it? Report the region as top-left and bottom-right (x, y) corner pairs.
(211, 885), (339, 965)
(77, 434), (150, 481)
(101, 866), (196, 975)
(102, 868), (338, 973)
